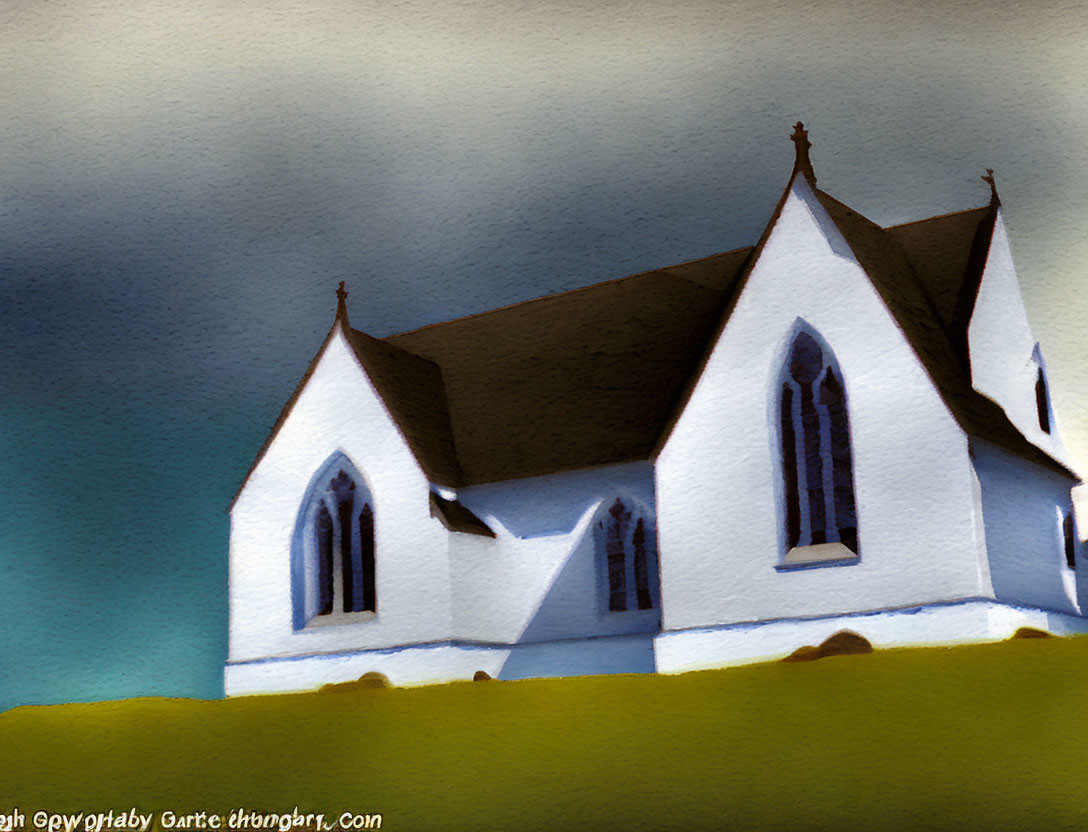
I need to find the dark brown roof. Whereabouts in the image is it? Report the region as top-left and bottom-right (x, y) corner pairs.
(228, 318), (464, 510)
(886, 205), (998, 365)
(811, 188), (1070, 478)
(429, 493), (495, 537)
(386, 248), (753, 484)
(340, 327), (463, 485)
(233, 174), (1071, 507)
(886, 206), (994, 328)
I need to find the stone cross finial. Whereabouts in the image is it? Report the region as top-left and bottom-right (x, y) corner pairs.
(791, 121), (816, 184)
(335, 281), (349, 322)
(981, 168), (999, 205)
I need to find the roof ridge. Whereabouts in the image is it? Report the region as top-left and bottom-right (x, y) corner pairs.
(345, 323), (440, 368)
(885, 204), (993, 232)
(816, 190), (995, 236)
(813, 188), (886, 231)
(341, 325), (466, 486)
(384, 245), (754, 342)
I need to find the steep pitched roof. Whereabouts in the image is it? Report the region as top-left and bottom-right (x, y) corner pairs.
(234, 167), (1071, 504)
(384, 178), (1067, 483)
(885, 205), (997, 365)
(429, 493), (495, 537)
(340, 327), (464, 485)
(386, 248), (753, 484)
(886, 206), (994, 328)
(809, 189), (1070, 477)
(228, 319), (464, 509)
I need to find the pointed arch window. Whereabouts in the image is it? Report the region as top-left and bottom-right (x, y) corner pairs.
(294, 459), (376, 627)
(778, 329), (858, 563)
(1062, 508), (1077, 570)
(1035, 367), (1051, 434)
(1033, 344), (1052, 435)
(596, 498), (657, 612)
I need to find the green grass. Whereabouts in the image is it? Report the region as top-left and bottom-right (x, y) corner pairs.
(3, 637), (1088, 831)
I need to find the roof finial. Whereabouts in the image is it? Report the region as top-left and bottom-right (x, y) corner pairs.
(335, 281), (349, 323)
(981, 168), (999, 206)
(790, 121), (816, 185)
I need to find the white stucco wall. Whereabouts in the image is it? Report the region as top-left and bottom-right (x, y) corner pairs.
(656, 177), (985, 633)
(228, 326), (455, 663)
(225, 631), (657, 695)
(449, 461), (660, 644)
(967, 210), (1069, 464)
(654, 599), (1088, 675)
(1073, 484), (1088, 540)
(970, 439), (1079, 614)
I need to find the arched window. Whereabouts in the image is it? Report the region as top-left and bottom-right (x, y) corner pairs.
(1063, 508), (1077, 570)
(1033, 344), (1052, 435)
(294, 457), (376, 627)
(1036, 367), (1051, 434)
(779, 329), (858, 556)
(595, 498), (657, 612)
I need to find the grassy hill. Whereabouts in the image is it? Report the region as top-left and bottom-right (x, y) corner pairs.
(3, 636), (1088, 831)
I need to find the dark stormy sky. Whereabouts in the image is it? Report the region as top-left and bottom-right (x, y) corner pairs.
(2, 0), (1088, 710)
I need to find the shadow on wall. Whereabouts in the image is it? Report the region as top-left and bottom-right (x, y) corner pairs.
(973, 442), (1078, 613)
(497, 495), (661, 680)
(458, 461), (654, 539)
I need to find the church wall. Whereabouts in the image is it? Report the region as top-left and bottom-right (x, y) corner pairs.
(970, 439), (1079, 614)
(1077, 486), (1088, 613)
(657, 177), (986, 634)
(449, 461), (660, 645)
(654, 599), (1088, 675)
(228, 328), (455, 664)
(967, 211), (1070, 466)
(227, 169), (1087, 694)
(224, 631), (657, 695)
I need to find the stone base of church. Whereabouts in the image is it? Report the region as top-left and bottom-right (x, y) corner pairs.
(224, 631), (657, 696)
(225, 599), (1088, 696)
(654, 598), (1088, 674)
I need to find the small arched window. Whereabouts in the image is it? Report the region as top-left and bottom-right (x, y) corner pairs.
(1063, 508), (1077, 570)
(295, 458), (376, 626)
(596, 498), (657, 612)
(1036, 367), (1051, 434)
(779, 329), (858, 556)
(1033, 344), (1052, 435)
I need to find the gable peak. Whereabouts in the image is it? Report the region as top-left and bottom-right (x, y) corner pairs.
(790, 121), (816, 185)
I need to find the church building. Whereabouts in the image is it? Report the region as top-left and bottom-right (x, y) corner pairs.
(225, 124), (1086, 696)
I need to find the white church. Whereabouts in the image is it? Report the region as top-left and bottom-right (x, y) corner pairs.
(225, 124), (1086, 696)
